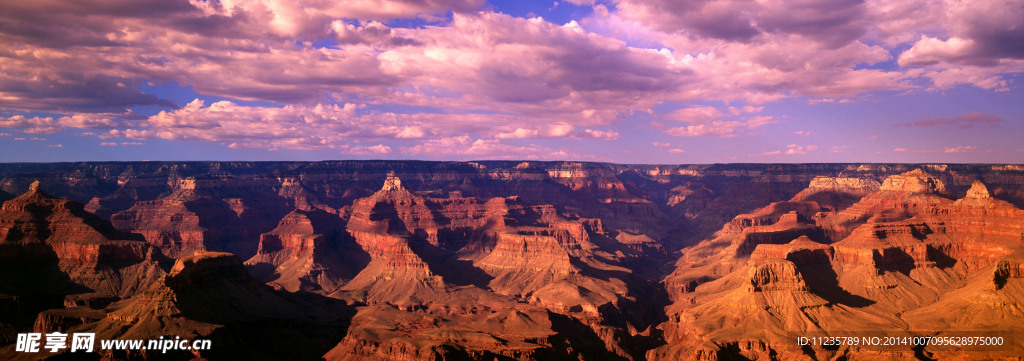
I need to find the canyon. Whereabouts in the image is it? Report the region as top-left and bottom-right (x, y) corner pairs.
(0, 161), (1022, 360)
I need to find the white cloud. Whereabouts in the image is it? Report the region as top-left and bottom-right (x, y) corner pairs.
(751, 144), (819, 156)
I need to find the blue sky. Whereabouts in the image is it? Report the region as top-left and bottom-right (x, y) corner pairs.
(1, 0), (1022, 163)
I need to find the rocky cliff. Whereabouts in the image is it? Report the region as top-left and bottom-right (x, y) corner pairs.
(651, 170), (1024, 360)
(1, 162), (1023, 360)
(0, 182), (168, 297)
(19, 252), (355, 361)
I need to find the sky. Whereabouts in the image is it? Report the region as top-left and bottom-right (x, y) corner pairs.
(0, 0), (1022, 164)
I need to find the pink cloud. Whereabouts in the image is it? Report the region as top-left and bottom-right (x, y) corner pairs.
(378, 12), (689, 124)
(662, 107), (776, 138)
(728, 105), (765, 115)
(891, 145), (994, 154)
(667, 148), (685, 153)
(897, 112), (1005, 127)
(751, 144), (819, 156)
(745, 115), (776, 128)
(124, 99), (403, 150)
(102, 98), (622, 151)
(919, 65), (1020, 91)
(399, 136), (592, 160)
(0, 0), (1011, 120)
(0, 0), (1019, 158)
(189, 0), (485, 38)
(894, 0), (1024, 66)
(577, 129), (620, 140)
(0, 10), (400, 110)
(785, 144), (818, 154)
(0, 116), (57, 134)
(0, 115), (120, 134)
(899, 36), (979, 67)
(665, 121), (744, 137)
(944, 145), (977, 153)
(885, 0), (1024, 89)
(493, 123), (603, 139)
(332, 20), (420, 46)
(494, 128), (540, 139)
(340, 144), (392, 155)
(615, 0), (868, 47)
(664, 106), (723, 124)
(652, 142), (671, 147)
(0, 43), (178, 113)
(660, 33), (905, 102)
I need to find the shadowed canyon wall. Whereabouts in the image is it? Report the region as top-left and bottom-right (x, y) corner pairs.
(1, 161), (1023, 360)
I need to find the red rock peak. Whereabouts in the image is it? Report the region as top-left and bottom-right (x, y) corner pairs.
(965, 180), (992, 199)
(879, 169), (947, 194)
(381, 173), (403, 192)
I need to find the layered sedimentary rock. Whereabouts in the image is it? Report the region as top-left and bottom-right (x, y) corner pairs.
(110, 176), (288, 259)
(791, 176), (880, 211)
(817, 169), (953, 241)
(324, 175), (666, 360)
(334, 174), (449, 306)
(0, 181), (167, 298)
(0, 182), (169, 354)
(2, 162), (1024, 360)
(323, 297), (570, 361)
(33, 252), (355, 361)
(652, 171), (1024, 360)
(245, 209), (356, 293)
(465, 197), (632, 317)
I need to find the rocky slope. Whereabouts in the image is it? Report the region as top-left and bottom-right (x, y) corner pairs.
(11, 252), (354, 361)
(651, 171), (1024, 360)
(0, 181), (169, 353)
(109, 176), (290, 259)
(244, 208), (357, 293)
(0, 182), (168, 296)
(1, 162), (1023, 360)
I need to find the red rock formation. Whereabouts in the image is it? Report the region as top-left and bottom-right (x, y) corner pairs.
(245, 209), (356, 293)
(40, 251), (355, 360)
(0, 181), (167, 298)
(5, 162), (1024, 360)
(652, 174), (1024, 360)
(323, 175), (660, 360)
(323, 302), (559, 361)
(33, 307), (105, 334)
(108, 180), (215, 258)
(665, 207), (827, 297)
(818, 169), (953, 241)
(110, 176), (288, 259)
(791, 176), (880, 213)
(0, 182), (169, 354)
(334, 175), (449, 306)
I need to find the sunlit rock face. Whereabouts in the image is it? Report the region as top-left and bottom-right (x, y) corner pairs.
(653, 171), (1024, 361)
(2, 162), (1024, 360)
(0, 181), (168, 299)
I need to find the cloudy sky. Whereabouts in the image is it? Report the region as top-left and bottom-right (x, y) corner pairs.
(1, 0), (1021, 163)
